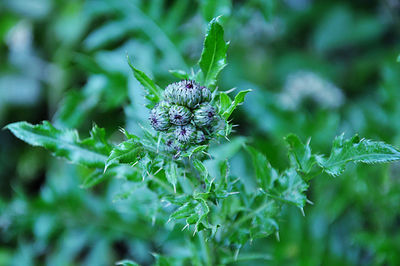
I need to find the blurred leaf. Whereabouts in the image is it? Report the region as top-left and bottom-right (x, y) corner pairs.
(169, 69), (190, 80)
(6, 122), (110, 168)
(199, 0), (231, 22)
(198, 17), (229, 88)
(245, 145), (278, 190)
(319, 134), (400, 176)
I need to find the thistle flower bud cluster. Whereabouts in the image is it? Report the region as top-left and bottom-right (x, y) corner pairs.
(149, 80), (219, 154)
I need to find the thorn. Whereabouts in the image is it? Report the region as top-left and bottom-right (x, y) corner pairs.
(227, 191), (240, 195)
(182, 223), (189, 231)
(173, 184), (176, 194)
(300, 207), (305, 216)
(167, 218), (171, 223)
(275, 231), (280, 242)
(131, 161), (138, 167)
(152, 216), (156, 226)
(225, 87), (237, 94)
(306, 199), (314, 205)
(234, 248), (240, 261)
(103, 165), (108, 174)
(154, 167), (163, 175)
(231, 177), (240, 184)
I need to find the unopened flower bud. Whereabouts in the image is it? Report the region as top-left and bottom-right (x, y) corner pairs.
(200, 86), (212, 103)
(149, 105), (170, 131)
(157, 100), (171, 109)
(195, 130), (206, 144)
(193, 103), (216, 127)
(174, 124), (196, 144)
(164, 80), (202, 108)
(169, 105), (192, 125)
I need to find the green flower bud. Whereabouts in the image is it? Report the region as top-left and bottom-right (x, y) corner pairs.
(174, 124), (196, 144)
(200, 86), (212, 103)
(169, 105), (192, 125)
(164, 80), (202, 108)
(149, 105), (170, 131)
(163, 138), (179, 152)
(195, 130), (206, 144)
(193, 103), (216, 127)
(157, 100), (171, 109)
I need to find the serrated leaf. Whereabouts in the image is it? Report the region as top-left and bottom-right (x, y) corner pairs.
(192, 159), (208, 179)
(222, 89), (251, 120)
(6, 121), (110, 168)
(198, 17), (229, 88)
(245, 145), (278, 190)
(127, 56), (162, 106)
(285, 134), (317, 175)
(106, 140), (145, 170)
(319, 134), (400, 176)
(271, 168), (308, 209)
(165, 161), (179, 193)
(181, 145), (208, 158)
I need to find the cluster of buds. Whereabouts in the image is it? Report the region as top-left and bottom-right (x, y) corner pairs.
(149, 80), (219, 154)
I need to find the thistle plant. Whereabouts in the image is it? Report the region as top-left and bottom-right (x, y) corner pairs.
(5, 18), (400, 265)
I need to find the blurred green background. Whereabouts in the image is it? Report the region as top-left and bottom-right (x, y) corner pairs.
(1, 0), (400, 265)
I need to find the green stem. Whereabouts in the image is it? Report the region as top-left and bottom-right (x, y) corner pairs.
(199, 231), (213, 266)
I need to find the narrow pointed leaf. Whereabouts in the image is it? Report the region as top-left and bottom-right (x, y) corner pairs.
(222, 89), (251, 119)
(6, 121), (110, 168)
(165, 161), (179, 192)
(106, 140), (145, 170)
(285, 134), (317, 175)
(245, 145), (278, 190)
(127, 56), (162, 105)
(198, 17), (229, 87)
(319, 134), (400, 176)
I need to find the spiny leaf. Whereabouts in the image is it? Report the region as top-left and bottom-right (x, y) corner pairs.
(5, 121), (110, 168)
(106, 140), (145, 170)
(198, 17), (229, 88)
(271, 168), (308, 209)
(319, 134), (400, 176)
(127, 56), (162, 106)
(245, 145), (278, 190)
(192, 159), (209, 179)
(165, 161), (179, 193)
(285, 134), (317, 175)
(222, 89), (252, 120)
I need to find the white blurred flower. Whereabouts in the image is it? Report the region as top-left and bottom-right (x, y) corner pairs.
(279, 71), (344, 110)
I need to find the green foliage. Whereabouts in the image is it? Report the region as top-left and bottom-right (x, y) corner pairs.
(198, 17), (229, 88)
(2, 1), (400, 265)
(318, 134), (400, 176)
(5, 121), (110, 168)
